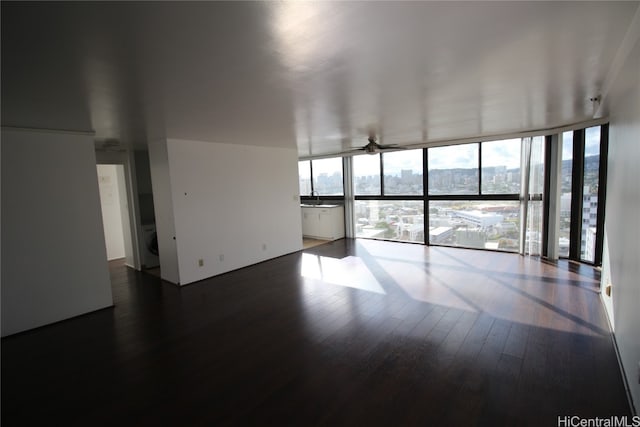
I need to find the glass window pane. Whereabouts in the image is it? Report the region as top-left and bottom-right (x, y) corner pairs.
(559, 131), (573, 257)
(428, 200), (520, 252)
(525, 200), (544, 256)
(581, 126), (600, 262)
(481, 139), (521, 194)
(529, 136), (545, 195)
(428, 143), (479, 195)
(382, 149), (423, 195)
(355, 200), (424, 243)
(298, 160), (311, 196)
(312, 157), (344, 196)
(353, 154), (381, 195)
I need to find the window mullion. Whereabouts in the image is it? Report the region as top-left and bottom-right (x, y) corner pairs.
(594, 124), (609, 266)
(424, 148), (429, 245)
(478, 143), (483, 195)
(379, 153), (385, 196)
(569, 129), (585, 260)
(309, 160), (315, 195)
(519, 137), (532, 255)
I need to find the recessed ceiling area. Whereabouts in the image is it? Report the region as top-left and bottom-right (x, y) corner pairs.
(1, 1), (638, 157)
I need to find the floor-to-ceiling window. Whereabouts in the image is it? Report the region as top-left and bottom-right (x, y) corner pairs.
(580, 126), (602, 262)
(560, 125), (608, 264)
(558, 131), (574, 257)
(427, 138), (540, 253)
(297, 124), (608, 265)
(353, 149), (425, 243)
(523, 136), (546, 256)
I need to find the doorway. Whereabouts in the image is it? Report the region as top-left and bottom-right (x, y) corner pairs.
(97, 164), (135, 266)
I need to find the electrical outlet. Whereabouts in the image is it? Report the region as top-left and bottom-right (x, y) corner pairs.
(262, 243), (267, 251)
(219, 254), (224, 262)
(198, 259), (204, 267)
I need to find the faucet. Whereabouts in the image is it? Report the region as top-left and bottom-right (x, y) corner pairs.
(310, 190), (320, 205)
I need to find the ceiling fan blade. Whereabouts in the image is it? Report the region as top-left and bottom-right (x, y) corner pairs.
(378, 144), (406, 149)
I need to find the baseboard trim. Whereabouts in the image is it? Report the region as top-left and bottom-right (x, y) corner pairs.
(0, 304), (115, 339)
(601, 293), (637, 416)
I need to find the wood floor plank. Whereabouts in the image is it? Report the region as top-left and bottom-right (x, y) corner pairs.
(1, 238), (631, 426)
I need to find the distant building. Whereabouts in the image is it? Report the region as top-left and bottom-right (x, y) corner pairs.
(454, 210), (503, 228)
(401, 169), (413, 180)
(497, 221), (517, 232)
(429, 226), (453, 243)
(585, 227), (597, 262)
(582, 188), (598, 258)
(560, 193), (572, 214)
(429, 217), (453, 227)
(559, 237), (570, 257)
(559, 188), (598, 259)
(456, 228), (487, 248)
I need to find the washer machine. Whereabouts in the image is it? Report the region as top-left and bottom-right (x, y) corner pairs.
(141, 224), (160, 268)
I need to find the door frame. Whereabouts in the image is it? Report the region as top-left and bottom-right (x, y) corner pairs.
(96, 150), (142, 270)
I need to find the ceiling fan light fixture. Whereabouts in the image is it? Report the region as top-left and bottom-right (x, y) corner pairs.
(364, 138), (379, 154)
(344, 135), (406, 155)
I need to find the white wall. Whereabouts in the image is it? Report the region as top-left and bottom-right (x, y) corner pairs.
(148, 139), (180, 284)
(1, 129), (113, 336)
(165, 138), (303, 285)
(97, 164), (126, 260)
(602, 35), (640, 411)
(600, 234), (614, 330)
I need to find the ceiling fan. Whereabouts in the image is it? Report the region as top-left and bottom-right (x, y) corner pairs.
(350, 136), (405, 155)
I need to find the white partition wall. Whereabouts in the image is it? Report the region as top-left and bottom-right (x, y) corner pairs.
(147, 138), (303, 286)
(1, 129), (113, 336)
(148, 139), (181, 284)
(602, 33), (640, 411)
(167, 138), (303, 286)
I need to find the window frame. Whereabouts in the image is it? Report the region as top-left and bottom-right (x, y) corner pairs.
(381, 149), (425, 196)
(427, 142), (480, 196)
(353, 153), (382, 196)
(426, 140), (525, 251)
(565, 125), (608, 265)
(299, 157), (346, 200)
(298, 124), (608, 265)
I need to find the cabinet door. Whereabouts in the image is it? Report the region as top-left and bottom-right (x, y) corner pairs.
(301, 209), (311, 236)
(302, 208), (319, 237)
(332, 207), (345, 239)
(318, 210), (332, 239)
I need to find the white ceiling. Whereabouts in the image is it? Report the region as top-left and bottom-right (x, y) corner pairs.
(2, 1), (638, 157)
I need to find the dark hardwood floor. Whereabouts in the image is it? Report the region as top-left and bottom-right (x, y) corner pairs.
(2, 239), (631, 426)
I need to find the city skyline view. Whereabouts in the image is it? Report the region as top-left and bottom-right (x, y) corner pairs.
(300, 128), (603, 260)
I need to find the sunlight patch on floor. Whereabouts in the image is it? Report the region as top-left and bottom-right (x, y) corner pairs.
(379, 259), (479, 312)
(303, 238), (329, 249)
(301, 253), (386, 294)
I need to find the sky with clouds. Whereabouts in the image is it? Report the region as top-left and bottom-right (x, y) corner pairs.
(307, 126), (602, 178)
(562, 126), (601, 160)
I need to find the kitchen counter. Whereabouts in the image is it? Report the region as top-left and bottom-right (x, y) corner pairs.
(300, 204), (340, 208)
(301, 205), (345, 240)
